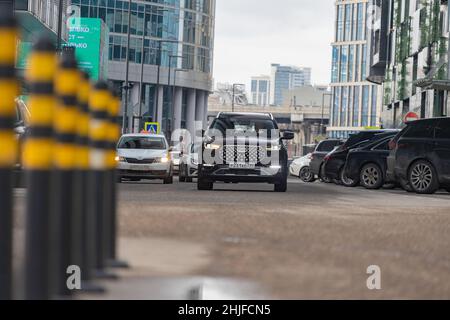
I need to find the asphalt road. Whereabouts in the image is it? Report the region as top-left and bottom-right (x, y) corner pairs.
(114, 177), (450, 299)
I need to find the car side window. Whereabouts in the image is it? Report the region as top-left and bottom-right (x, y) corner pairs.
(373, 139), (390, 150)
(316, 141), (339, 152)
(402, 121), (437, 139)
(435, 119), (450, 139)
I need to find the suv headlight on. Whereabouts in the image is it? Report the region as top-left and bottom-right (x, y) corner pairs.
(205, 143), (221, 150)
(266, 145), (281, 151)
(115, 156), (126, 162)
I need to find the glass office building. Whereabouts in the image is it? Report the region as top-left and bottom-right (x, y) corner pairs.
(329, 0), (381, 139)
(270, 64), (311, 106)
(70, 0), (216, 136)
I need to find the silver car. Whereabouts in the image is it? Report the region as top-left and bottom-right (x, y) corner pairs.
(179, 143), (199, 182)
(116, 134), (173, 184)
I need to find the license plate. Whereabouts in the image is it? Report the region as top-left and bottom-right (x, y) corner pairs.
(229, 163), (255, 169)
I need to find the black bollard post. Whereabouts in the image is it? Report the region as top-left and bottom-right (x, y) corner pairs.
(75, 73), (104, 293)
(88, 82), (117, 280)
(23, 37), (57, 300)
(106, 92), (129, 269)
(0, 10), (19, 301)
(51, 50), (80, 298)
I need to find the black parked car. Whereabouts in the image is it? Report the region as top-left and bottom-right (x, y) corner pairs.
(198, 112), (294, 192)
(386, 117), (450, 194)
(344, 136), (395, 189)
(323, 130), (399, 187)
(309, 139), (343, 182)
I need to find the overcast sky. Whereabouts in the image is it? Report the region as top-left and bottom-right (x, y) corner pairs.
(213, 0), (335, 91)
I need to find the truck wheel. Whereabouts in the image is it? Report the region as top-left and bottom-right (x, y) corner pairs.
(197, 179), (213, 190)
(163, 175), (173, 184)
(274, 179), (287, 192)
(179, 165), (186, 182)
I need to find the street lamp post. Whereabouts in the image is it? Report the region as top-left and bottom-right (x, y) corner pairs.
(136, 9), (169, 133)
(321, 92), (333, 135)
(56, 0), (64, 51)
(154, 39), (181, 129)
(171, 68), (189, 136)
(232, 83), (245, 112)
(167, 55), (185, 135)
(122, 0), (132, 134)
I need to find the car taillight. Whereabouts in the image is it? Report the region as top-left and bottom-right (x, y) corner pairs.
(324, 155), (331, 161)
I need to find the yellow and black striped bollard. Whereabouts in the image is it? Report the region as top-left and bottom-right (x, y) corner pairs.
(52, 49), (80, 297)
(0, 10), (19, 301)
(88, 81), (117, 280)
(106, 91), (128, 269)
(23, 37), (57, 300)
(75, 73), (104, 293)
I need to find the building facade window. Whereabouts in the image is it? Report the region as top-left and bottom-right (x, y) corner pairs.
(361, 85), (369, 127)
(340, 46), (348, 82)
(370, 86), (378, 126)
(331, 46), (339, 83)
(353, 85), (360, 127)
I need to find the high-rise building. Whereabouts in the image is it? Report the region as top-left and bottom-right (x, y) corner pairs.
(70, 0), (216, 137)
(251, 75), (271, 106)
(367, 0), (449, 129)
(328, 0), (382, 139)
(270, 64), (311, 106)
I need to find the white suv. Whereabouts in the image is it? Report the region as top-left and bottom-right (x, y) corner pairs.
(116, 134), (173, 184)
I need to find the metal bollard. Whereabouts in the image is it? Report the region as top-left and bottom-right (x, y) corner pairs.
(23, 37), (57, 300)
(106, 92), (129, 269)
(0, 10), (19, 301)
(75, 73), (104, 293)
(88, 82), (117, 280)
(51, 49), (80, 298)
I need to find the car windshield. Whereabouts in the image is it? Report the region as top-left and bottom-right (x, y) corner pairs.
(118, 136), (166, 150)
(210, 117), (277, 135)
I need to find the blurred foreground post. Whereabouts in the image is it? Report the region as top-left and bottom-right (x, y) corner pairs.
(88, 82), (116, 280)
(23, 37), (57, 300)
(52, 49), (80, 297)
(76, 73), (104, 292)
(106, 92), (129, 269)
(0, 10), (19, 300)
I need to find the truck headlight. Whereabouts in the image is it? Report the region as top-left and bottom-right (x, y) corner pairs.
(115, 156), (126, 162)
(266, 145), (281, 151)
(205, 144), (221, 150)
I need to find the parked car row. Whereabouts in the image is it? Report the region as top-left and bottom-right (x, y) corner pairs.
(290, 117), (450, 195)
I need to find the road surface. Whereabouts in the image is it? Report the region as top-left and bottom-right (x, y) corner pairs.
(107, 178), (450, 299)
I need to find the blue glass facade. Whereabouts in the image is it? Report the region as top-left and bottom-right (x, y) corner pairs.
(329, 0), (380, 139)
(70, 0), (214, 73)
(69, 0), (216, 134)
(271, 64), (311, 106)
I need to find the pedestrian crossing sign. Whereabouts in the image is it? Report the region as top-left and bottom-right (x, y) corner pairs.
(144, 122), (160, 134)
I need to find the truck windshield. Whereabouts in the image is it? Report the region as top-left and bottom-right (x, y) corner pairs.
(210, 117), (277, 135)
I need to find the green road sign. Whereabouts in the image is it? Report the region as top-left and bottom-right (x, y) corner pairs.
(16, 41), (32, 69)
(144, 122), (160, 134)
(67, 18), (109, 80)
